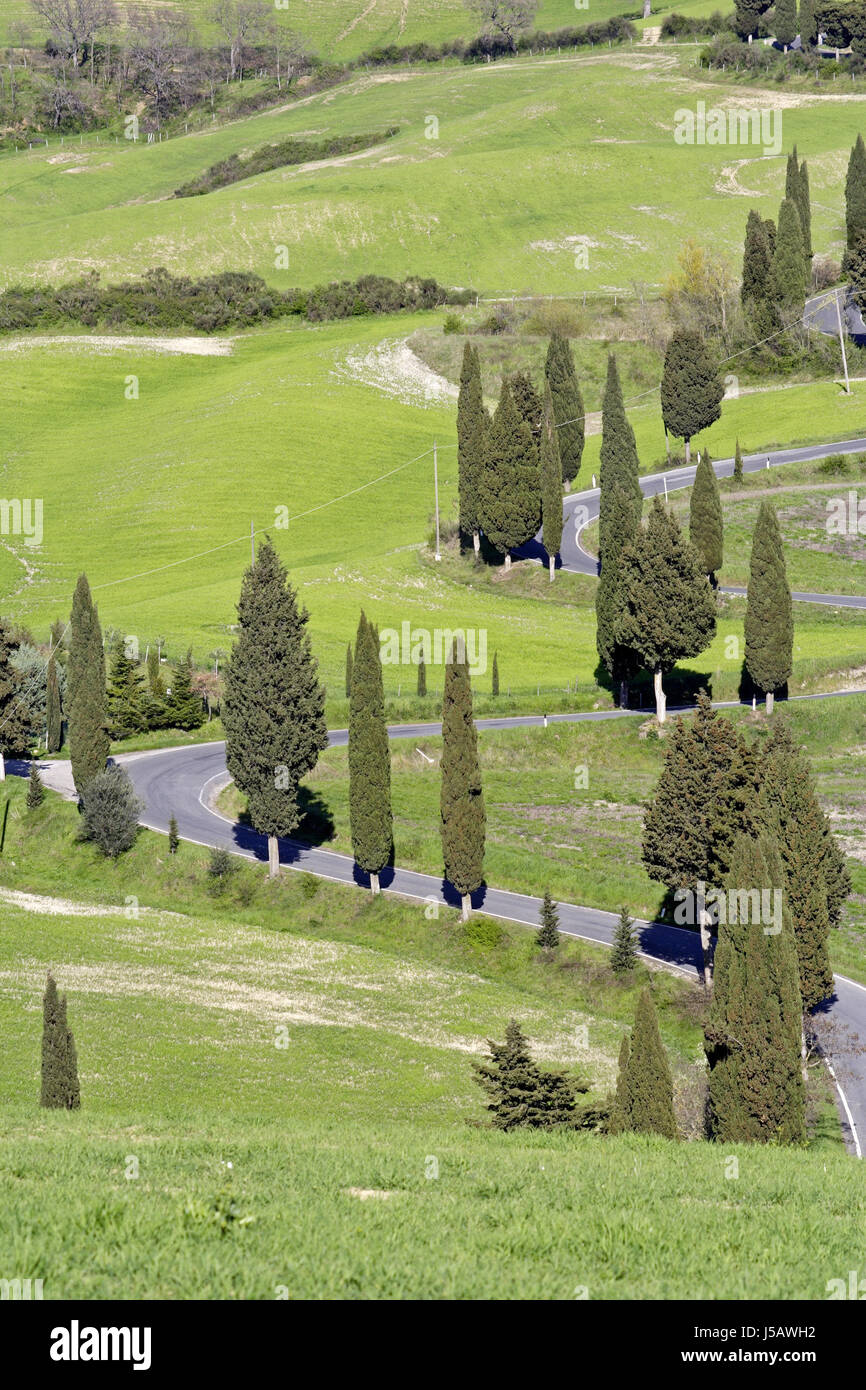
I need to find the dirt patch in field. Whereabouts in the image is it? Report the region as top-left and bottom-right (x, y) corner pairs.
(0, 335), (235, 357)
(334, 336), (458, 407)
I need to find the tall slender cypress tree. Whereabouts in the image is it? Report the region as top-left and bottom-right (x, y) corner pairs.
(68, 574), (109, 798)
(846, 134), (866, 252)
(774, 0), (797, 44)
(622, 988), (677, 1139)
(477, 380), (541, 570)
(417, 656), (427, 697)
(768, 197), (807, 311)
(733, 438), (744, 482)
(609, 1033), (631, 1134)
(614, 498), (716, 724)
(222, 538), (327, 876)
(660, 329), (724, 465)
(796, 157), (812, 261)
(705, 833), (805, 1145)
(744, 500), (793, 712)
(595, 355), (643, 707)
(741, 209), (772, 307)
(457, 343), (487, 553)
(345, 642), (353, 699)
(46, 652), (62, 753)
(540, 382), (563, 581)
(508, 371), (543, 445)
(799, 0), (816, 44)
(349, 612), (392, 895)
(544, 331), (585, 487)
(41, 973), (80, 1110)
(440, 643), (485, 921)
(689, 451), (724, 584)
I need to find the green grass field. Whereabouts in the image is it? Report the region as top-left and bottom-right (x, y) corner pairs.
(0, 772), (857, 1300)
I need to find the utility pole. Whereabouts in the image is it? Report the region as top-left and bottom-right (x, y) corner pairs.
(835, 287), (851, 395)
(433, 442), (441, 561)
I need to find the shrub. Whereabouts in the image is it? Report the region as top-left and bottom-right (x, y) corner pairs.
(79, 766), (143, 858)
(443, 313), (463, 334)
(207, 847), (237, 889)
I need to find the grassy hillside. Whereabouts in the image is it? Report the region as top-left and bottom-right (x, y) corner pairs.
(0, 773), (858, 1300)
(0, 48), (858, 295)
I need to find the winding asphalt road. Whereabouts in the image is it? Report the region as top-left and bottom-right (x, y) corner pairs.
(33, 439), (866, 1151)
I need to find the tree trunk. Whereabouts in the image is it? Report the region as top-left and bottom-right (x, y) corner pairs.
(619, 678), (629, 709)
(698, 906), (713, 990)
(461, 893), (471, 922)
(472, 530), (480, 555)
(684, 438), (691, 466)
(653, 666), (666, 724)
(0, 750), (5, 781)
(267, 834), (279, 877)
(548, 556), (555, 582)
(766, 690), (774, 714)
(504, 554), (511, 571)
(370, 871), (380, 896)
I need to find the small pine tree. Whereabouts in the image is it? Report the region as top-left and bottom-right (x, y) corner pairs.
(27, 760), (45, 809)
(473, 1019), (579, 1130)
(491, 651), (499, 697)
(611, 906), (638, 975)
(733, 438), (744, 482)
(106, 638), (149, 741)
(537, 890), (561, 949)
(417, 656), (427, 698)
(165, 650), (205, 731)
(40, 973), (80, 1110)
(345, 641), (353, 699)
(168, 814), (180, 854)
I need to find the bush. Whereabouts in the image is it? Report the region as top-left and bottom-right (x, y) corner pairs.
(207, 847), (237, 889)
(174, 127), (400, 198)
(442, 313), (462, 334)
(79, 766), (143, 858)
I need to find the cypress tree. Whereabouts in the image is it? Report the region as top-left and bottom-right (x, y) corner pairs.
(68, 574), (109, 799)
(478, 380), (541, 569)
(345, 642), (353, 699)
(540, 382), (563, 581)
(705, 833), (805, 1144)
(660, 329), (724, 465)
(40, 974), (80, 1110)
(846, 134), (866, 252)
(609, 1033), (631, 1134)
(417, 655), (427, 697)
(0, 619), (32, 777)
(614, 498), (716, 725)
(440, 642), (485, 921)
(775, 0), (797, 45)
(106, 639), (148, 741)
(733, 438), (744, 482)
(741, 209), (772, 307)
(799, 0), (816, 44)
(611, 906), (639, 975)
(763, 216), (777, 257)
(165, 650), (205, 730)
(457, 343), (487, 553)
(537, 889), (561, 949)
(622, 988), (677, 1139)
(27, 760), (45, 809)
(222, 538), (328, 877)
(508, 371), (543, 445)
(168, 813), (180, 854)
(491, 651), (499, 697)
(349, 611), (393, 895)
(689, 451), (724, 584)
(596, 354), (643, 707)
(144, 648), (168, 729)
(544, 331), (585, 487)
(785, 146), (799, 204)
(473, 1019), (580, 1130)
(46, 652), (62, 753)
(744, 500), (793, 712)
(768, 197), (807, 312)
(61, 991), (81, 1111)
(796, 157), (812, 261)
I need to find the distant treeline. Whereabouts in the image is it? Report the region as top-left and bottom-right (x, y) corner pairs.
(0, 270), (474, 334)
(174, 127), (400, 198)
(349, 17), (637, 66)
(660, 12), (735, 38)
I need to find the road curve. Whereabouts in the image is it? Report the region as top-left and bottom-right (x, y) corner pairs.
(556, 435), (866, 611)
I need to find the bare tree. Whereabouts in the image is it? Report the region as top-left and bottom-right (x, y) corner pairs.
(464, 0), (539, 50)
(211, 0), (270, 81)
(263, 13), (306, 91)
(129, 6), (195, 129)
(30, 0), (117, 72)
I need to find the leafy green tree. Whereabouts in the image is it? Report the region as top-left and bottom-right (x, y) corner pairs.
(689, 451), (724, 584)
(473, 1019), (584, 1130)
(846, 134), (866, 253)
(168, 813), (180, 854)
(611, 906), (639, 975)
(741, 209), (773, 307)
(106, 639), (149, 741)
(799, 0), (816, 43)
(734, 0), (774, 36)
(733, 438), (744, 482)
(660, 329), (724, 465)
(596, 354), (643, 707)
(222, 539), (328, 877)
(68, 575), (109, 799)
(457, 343), (488, 553)
(614, 498), (716, 724)
(80, 765), (143, 858)
(165, 650), (205, 730)
(537, 889), (560, 949)
(440, 643), (485, 921)
(705, 833), (805, 1144)
(768, 197), (807, 314)
(744, 501), (793, 712)
(544, 330), (585, 487)
(622, 989), (677, 1138)
(774, 0), (798, 45)
(349, 612), (393, 895)
(41, 973), (80, 1111)
(540, 382), (563, 581)
(27, 760), (45, 809)
(46, 653), (63, 753)
(478, 380), (540, 569)
(0, 619), (32, 776)
(643, 692), (758, 986)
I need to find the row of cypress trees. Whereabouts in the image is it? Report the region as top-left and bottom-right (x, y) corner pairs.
(740, 147), (811, 346)
(456, 332), (584, 576)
